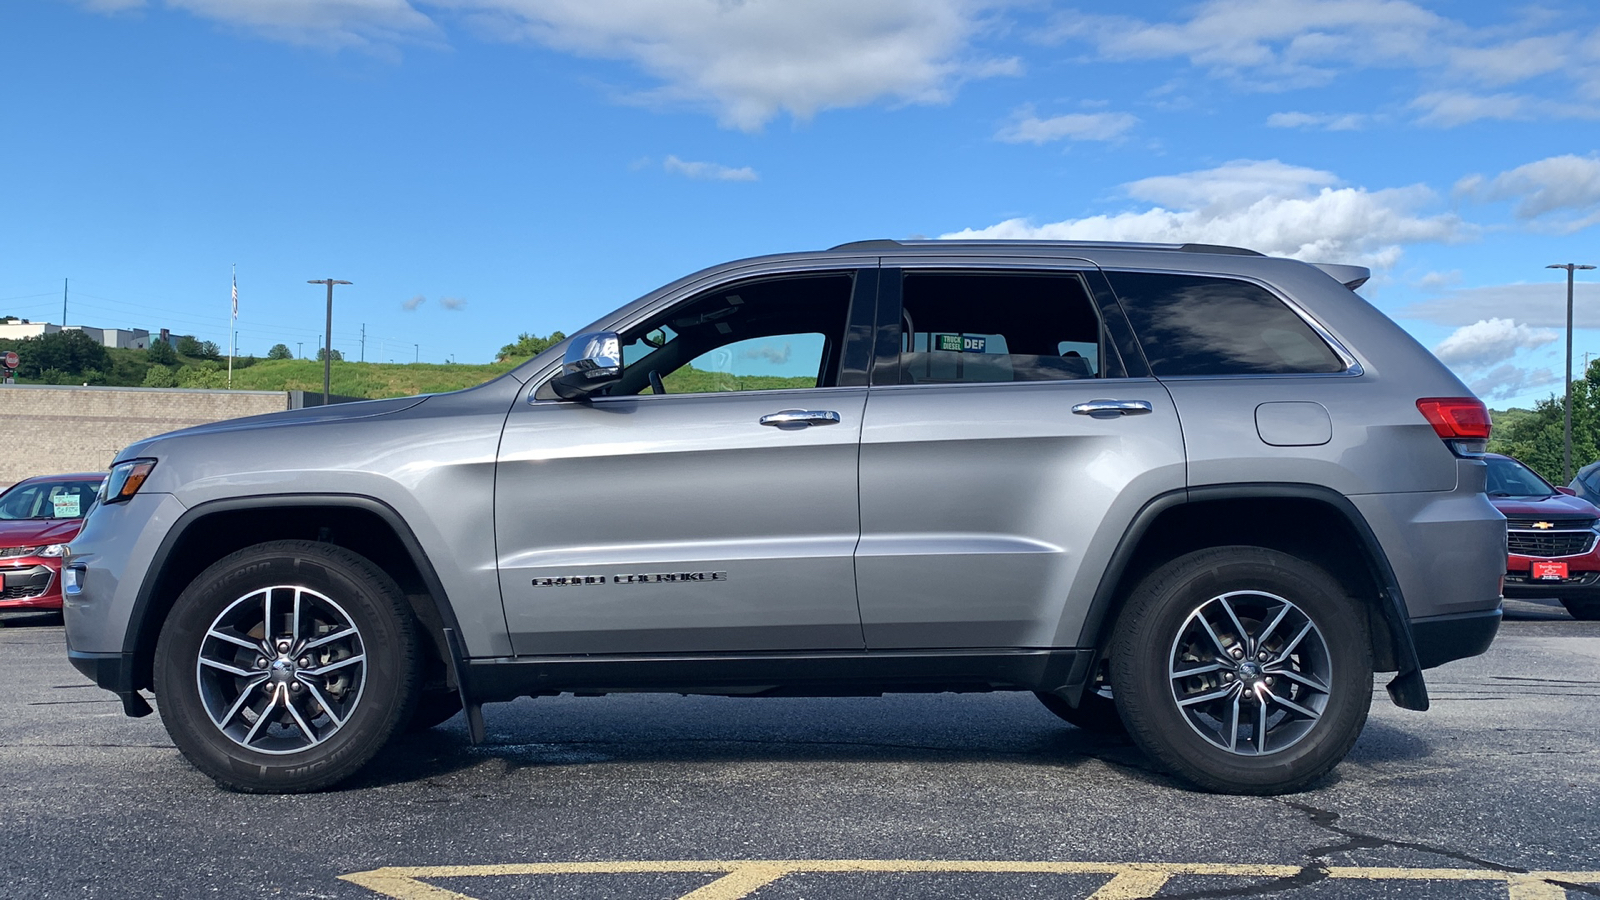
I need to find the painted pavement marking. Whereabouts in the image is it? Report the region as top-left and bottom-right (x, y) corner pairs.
(340, 859), (1600, 900)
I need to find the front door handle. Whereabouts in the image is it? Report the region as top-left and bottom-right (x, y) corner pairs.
(1072, 399), (1154, 418)
(759, 409), (841, 427)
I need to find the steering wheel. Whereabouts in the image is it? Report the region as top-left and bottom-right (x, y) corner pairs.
(648, 369), (666, 396)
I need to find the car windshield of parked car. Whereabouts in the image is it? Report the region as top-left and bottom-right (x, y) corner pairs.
(1486, 457), (1557, 498)
(0, 479), (103, 520)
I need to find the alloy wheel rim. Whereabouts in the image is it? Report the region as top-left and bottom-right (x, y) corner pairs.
(195, 585), (367, 755)
(1167, 590), (1332, 756)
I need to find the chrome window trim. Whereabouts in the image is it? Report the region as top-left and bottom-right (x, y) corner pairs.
(1099, 266), (1365, 378)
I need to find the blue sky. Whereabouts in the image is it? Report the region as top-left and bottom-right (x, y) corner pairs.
(2, 0), (1598, 405)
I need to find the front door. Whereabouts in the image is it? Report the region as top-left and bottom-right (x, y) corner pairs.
(496, 269), (875, 655)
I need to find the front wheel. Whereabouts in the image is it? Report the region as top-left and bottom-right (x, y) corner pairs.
(1110, 546), (1373, 795)
(153, 540), (421, 793)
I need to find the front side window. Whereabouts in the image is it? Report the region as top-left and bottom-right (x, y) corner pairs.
(1108, 271), (1347, 376)
(891, 271), (1112, 385)
(609, 273), (853, 396)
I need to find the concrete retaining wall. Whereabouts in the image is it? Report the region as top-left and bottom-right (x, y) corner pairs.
(0, 385), (290, 487)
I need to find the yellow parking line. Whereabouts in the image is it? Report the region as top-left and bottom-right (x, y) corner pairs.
(338, 860), (1600, 900)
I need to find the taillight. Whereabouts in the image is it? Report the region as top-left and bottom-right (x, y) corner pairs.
(1416, 397), (1491, 456)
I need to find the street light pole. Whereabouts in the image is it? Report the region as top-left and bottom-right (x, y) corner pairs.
(1549, 263), (1597, 484)
(307, 279), (352, 406)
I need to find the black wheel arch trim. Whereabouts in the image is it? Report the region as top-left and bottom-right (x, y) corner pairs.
(1078, 482), (1430, 711)
(119, 493), (466, 702)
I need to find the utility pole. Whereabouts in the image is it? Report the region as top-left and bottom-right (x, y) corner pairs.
(297, 341), (303, 359)
(360, 323), (366, 362)
(1548, 263), (1597, 483)
(307, 279), (351, 406)
(62, 278), (67, 326)
(414, 343), (419, 364)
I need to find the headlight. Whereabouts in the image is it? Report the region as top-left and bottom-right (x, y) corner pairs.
(39, 544), (68, 558)
(103, 458), (157, 504)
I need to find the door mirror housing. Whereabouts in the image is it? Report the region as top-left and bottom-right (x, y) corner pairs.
(550, 332), (623, 400)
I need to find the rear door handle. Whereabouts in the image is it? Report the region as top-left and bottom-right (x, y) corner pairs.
(759, 409), (841, 427)
(1072, 399), (1154, 418)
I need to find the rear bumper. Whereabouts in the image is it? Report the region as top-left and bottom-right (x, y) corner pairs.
(1410, 607), (1502, 670)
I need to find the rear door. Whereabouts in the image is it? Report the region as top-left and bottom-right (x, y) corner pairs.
(854, 259), (1187, 649)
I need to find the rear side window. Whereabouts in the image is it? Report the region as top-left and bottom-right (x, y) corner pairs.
(1108, 271), (1346, 376)
(892, 271), (1113, 385)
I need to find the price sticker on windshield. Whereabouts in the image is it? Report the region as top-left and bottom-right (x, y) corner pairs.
(52, 494), (81, 518)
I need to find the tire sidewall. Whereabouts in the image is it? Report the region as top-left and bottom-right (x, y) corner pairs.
(154, 541), (418, 792)
(1111, 547), (1373, 794)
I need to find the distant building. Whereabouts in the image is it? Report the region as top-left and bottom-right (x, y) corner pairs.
(0, 319), (62, 340)
(0, 319), (150, 349)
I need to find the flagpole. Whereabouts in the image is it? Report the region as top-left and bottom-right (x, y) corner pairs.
(228, 264), (237, 388)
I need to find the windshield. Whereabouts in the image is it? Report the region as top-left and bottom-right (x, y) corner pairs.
(1485, 457), (1557, 499)
(0, 479), (104, 520)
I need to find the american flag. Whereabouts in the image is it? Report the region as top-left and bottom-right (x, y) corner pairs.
(231, 270), (238, 318)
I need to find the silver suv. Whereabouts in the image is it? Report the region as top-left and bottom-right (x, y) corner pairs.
(63, 240), (1505, 795)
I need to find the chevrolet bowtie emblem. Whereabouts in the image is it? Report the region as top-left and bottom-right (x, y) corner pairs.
(1532, 521), (1555, 529)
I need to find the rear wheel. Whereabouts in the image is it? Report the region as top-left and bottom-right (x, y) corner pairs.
(1110, 546), (1373, 795)
(1560, 598), (1600, 621)
(153, 540), (420, 793)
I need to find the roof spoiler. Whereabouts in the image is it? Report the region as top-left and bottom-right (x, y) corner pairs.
(1312, 263), (1371, 290)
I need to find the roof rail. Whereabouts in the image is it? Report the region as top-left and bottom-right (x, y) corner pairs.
(826, 238), (1264, 257)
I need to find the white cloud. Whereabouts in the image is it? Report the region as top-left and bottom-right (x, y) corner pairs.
(439, 296), (466, 310)
(77, 0), (145, 11)
(164, 0), (438, 49)
(1046, 2), (1596, 126)
(447, 0), (1015, 130)
(995, 109), (1138, 143)
(1467, 363), (1559, 402)
(1456, 154), (1600, 232)
(402, 294), (426, 311)
(662, 155), (758, 182)
(1433, 318), (1558, 368)
(1402, 282), (1600, 328)
(1265, 111), (1367, 131)
(943, 159), (1469, 268)
(1415, 270), (1461, 290)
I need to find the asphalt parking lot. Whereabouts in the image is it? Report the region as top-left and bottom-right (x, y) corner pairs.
(2, 597), (1597, 900)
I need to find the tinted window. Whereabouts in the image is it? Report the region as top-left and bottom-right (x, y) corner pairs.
(0, 479), (102, 520)
(1108, 272), (1346, 376)
(613, 273), (852, 395)
(893, 272), (1111, 385)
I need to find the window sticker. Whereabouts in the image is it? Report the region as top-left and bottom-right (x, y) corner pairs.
(934, 333), (987, 353)
(52, 494), (82, 518)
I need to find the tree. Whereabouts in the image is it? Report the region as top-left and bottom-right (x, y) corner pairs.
(176, 335), (204, 357)
(1491, 358), (1600, 484)
(316, 347), (344, 362)
(147, 340), (178, 366)
(267, 343), (293, 360)
(142, 365), (177, 388)
(497, 331), (567, 362)
(9, 330), (111, 379)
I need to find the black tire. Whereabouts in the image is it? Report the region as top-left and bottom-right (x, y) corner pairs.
(153, 540), (421, 793)
(1109, 546), (1373, 795)
(1560, 598), (1600, 621)
(1035, 662), (1125, 734)
(407, 689), (464, 732)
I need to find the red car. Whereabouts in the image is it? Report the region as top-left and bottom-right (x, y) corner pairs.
(1488, 453), (1600, 621)
(0, 473), (105, 613)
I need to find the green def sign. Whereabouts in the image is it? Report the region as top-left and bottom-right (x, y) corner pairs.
(935, 334), (986, 353)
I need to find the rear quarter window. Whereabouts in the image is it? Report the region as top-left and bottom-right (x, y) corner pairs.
(1107, 271), (1347, 376)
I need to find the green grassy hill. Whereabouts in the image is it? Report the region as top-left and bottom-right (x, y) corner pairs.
(221, 359), (518, 398)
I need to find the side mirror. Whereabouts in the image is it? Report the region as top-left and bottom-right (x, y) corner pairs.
(1558, 486), (1578, 496)
(550, 332), (623, 400)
